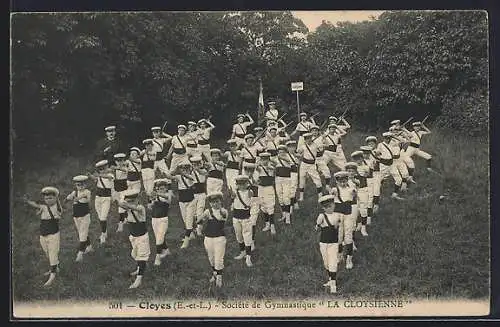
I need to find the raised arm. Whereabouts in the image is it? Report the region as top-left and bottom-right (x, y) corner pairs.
(246, 113), (255, 125)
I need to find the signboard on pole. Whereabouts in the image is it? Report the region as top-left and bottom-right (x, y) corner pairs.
(291, 82), (304, 91)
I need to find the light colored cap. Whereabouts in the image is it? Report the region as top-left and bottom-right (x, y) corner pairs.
(189, 156), (203, 163)
(390, 119), (401, 125)
(210, 148), (221, 154)
(286, 140), (297, 146)
(130, 147), (141, 153)
(177, 124), (187, 130)
(350, 151), (364, 158)
(143, 139), (153, 145)
(227, 139), (237, 144)
(334, 171), (349, 179)
(178, 161), (192, 168)
(237, 113), (245, 118)
(113, 153), (126, 159)
(95, 160), (109, 168)
(151, 126), (161, 131)
(123, 189), (140, 199)
(207, 191), (223, 201)
(360, 146), (372, 152)
(235, 174), (249, 182)
(299, 112), (307, 117)
(365, 136), (377, 142)
(72, 175), (88, 183)
(318, 194), (335, 204)
(345, 162), (358, 170)
(104, 125), (116, 132)
(244, 134), (255, 140)
(303, 132), (313, 138)
(382, 132), (393, 137)
(154, 178), (170, 186)
(41, 186), (59, 196)
(412, 121), (422, 126)
(188, 121), (197, 126)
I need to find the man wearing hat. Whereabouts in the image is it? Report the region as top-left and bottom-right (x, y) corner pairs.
(150, 178), (172, 266)
(199, 191), (228, 288)
(285, 140), (300, 211)
(350, 151), (370, 236)
(291, 112), (314, 150)
(231, 113), (255, 147)
(166, 124), (189, 174)
(406, 121), (433, 172)
(197, 118), (215, 163)
(239, 134), (263, 177)
(111, 153), (129, 232)
(65, 175), (93, 262)
(360, 145), (376, 224)
(264, 101), (279, 126)
(252, 127), (267, 154)
(274, 145), (293, 224)
(189, 155), (208, 236)
(297, 132), (324, 205)
(331, 171), (356, 270)
(224, 139), (242, 194)
(207, 148), (226, 194)
(118, 189), (150, 289)
(24, 186), (63, 287)
(165, 161), (196, 249)
(264, 125), (282, 160)
(96, 125), (124, 166)
(186, 121), (199, 142)
(365, 136), (382, 211)
(323, 123), (345, 170)
(315, 194), (341, 293)
(256, 152), (277, 235)
(242, 162), (259, 250)
(231, 174), (254, 267)
(374, 132), (405, 200)
(90, 159), (115, 244)
(310, 124), (332, 190)
(141, 139), (157, 201)
(151, 126), (172, 176)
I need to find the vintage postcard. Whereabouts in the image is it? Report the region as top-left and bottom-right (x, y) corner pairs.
(10, 10), (490, 319)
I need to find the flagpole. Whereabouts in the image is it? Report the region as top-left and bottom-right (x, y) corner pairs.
(258, 76), (264, 125)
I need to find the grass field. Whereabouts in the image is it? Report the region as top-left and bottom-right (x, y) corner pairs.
(11, 128), (489, 302)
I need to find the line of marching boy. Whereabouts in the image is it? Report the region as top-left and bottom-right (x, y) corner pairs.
(23, 101), (435, 293)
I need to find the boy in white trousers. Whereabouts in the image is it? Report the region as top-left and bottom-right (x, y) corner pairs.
(127, 147), (143, 193)
(206, 149), (226, 194)
(65, 175), (93, 262)
(365, 136), (382, 212)
(151, 126), (172, 176)
(118, 189), (150, 289)
(111, 153), (129, 232)
(189, 156), (208, 237)
(243, 162), (259, 251)
(90, 160), (114, 244)
(164, 161), (196, 249)
(200, 191), (228, 288)
(274, 145), (293, 224)
(231, 113), (255, 148)
(166, 125), (189, 174)
(349, 152), (371, 236)
(141, 139), (157, 202)
(224, 139), (241, 194)
(285, 140), (300, 212)
(24, 186), (63, 287)
(315, 194), (341, 294)
(257, 152), (277, 235)
(406, 121), (434, 171)
(360, 145), (375, 224)
(297, 132), (324, 205)
(331, 171), (356, 270)
(149, 178), (172, 266)
(197, 118), (215, 163)
(231, 175), (254, 267)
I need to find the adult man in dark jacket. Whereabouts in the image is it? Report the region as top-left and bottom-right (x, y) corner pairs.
(96, 125), (124, 165)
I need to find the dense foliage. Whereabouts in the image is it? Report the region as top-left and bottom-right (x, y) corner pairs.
(11, 10), (488, 156)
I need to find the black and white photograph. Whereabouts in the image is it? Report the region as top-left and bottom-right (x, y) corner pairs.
(10, 10), (490, 318)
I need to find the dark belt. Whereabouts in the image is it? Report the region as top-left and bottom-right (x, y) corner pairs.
(198, 139), (210, 145)
(409, 142), (420, 148)
(173, 148), (186, 155)
(302, 158), (315, 164)
(244, 158), (256, 163)
(393, 155), (400, 159)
